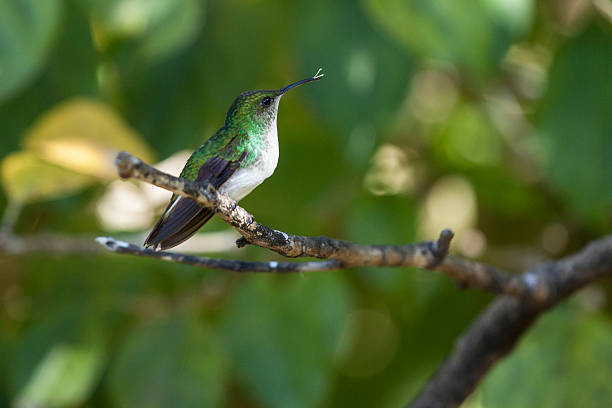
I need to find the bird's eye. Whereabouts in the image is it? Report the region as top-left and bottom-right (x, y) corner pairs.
(261, 96), (272, 106)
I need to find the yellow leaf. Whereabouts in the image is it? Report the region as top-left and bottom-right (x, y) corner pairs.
(1, 151), (93, 204)
(23, 98), (155, 180)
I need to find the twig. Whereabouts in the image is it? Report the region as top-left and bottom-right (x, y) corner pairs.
(0, 232), (102, 254)
(95, 237), (342, 272)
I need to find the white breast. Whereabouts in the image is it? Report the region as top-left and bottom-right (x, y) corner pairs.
(219, 125), (279, 202)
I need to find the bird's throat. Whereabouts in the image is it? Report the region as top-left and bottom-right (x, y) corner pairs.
(219, 123), (279, 201)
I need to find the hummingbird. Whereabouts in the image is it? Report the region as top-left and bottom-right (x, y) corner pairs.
(144, 69), (324, 250)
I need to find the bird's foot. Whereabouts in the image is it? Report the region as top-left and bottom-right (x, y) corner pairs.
(236, 237), (250, 248)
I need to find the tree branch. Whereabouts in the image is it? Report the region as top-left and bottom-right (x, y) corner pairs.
(410, 234), (612, 408)
(109, 152), (528, 296)
(95, 237), (342, 272)
(95, 230), (455, 274)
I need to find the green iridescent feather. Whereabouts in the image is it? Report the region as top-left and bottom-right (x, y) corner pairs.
(179, 90), (277, 182)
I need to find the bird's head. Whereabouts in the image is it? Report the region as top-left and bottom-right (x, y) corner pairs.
(224, 69), (324, 132)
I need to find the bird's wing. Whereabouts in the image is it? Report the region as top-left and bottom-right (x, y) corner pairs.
(144, 142), (247, 250)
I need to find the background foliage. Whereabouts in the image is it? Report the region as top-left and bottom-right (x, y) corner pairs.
(1, 0), (611, 407)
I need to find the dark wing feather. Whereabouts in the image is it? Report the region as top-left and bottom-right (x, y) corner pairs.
(144, 151), (246, 250)
(198, 155), (244, 183)
(146, 205), (214, 250)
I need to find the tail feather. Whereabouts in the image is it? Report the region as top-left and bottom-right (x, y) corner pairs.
(144, 196), (214, 250)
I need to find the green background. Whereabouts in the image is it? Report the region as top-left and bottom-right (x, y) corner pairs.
(1, 0), (611, 407)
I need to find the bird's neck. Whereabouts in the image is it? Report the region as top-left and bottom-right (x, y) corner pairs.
(239, 117), (277, 151)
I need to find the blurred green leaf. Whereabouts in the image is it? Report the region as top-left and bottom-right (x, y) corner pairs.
(484, 0), (534, 34)
(10, 303), (100, 396)
(363, 0), (533, 81)
(23, 98), (155, 180)
(109, 315), (225, 408)
(347, 195), (417, 245)
(433, 102), (502, 168)
(15, 342), (104, 408)
(1, 151), (93, 205)
(0, 0), (62, 102)
(84, 0), (205, 66)
(468, 167), (549, 218)
(537, 24), (612, 228)
(0, 2), (99, 160)
(481, 303), (612, 407)
(223, 275), (352, 408)
(296, 0), (413, 137)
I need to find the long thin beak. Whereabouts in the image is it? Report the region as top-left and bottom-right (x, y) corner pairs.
(277, 68), (324, 95)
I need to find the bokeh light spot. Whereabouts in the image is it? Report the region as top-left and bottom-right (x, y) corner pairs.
(541, 222), (569, 255)
(419, 175), (477, 239)
(409, 68), (458, 123)
(346, 49), (376, 94)
(364, 144), (417, 195)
